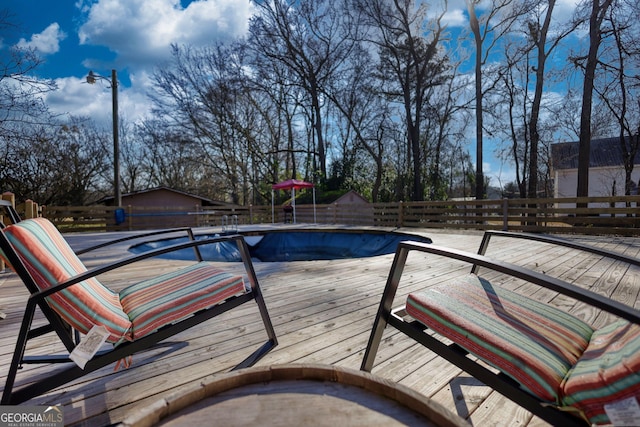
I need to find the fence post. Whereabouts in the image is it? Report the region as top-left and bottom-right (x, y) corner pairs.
(0, 193), (17, 274)
(0, 193), (16, 272)
(1, 193), (16, 227)
(502, 199), (509, 231)
(1, 192), (15, 211)
(24, 200), (38, 219)
(398, 201), (404, 228)
(127, 205), (133, 231)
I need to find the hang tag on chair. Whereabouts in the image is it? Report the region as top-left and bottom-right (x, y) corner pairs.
(604, 396), (640, 426)
(70, 325), (109, 369)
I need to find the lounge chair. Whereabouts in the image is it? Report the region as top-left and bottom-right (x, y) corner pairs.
(361, 230), (640, 426)
(0, 201), (277, 404)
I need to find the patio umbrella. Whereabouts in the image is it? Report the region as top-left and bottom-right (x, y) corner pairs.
(271, 179), (316, 224)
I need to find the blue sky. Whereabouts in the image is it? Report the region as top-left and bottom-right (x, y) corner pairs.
(4, 0), (581, 189)
(5, 0), (253, 125)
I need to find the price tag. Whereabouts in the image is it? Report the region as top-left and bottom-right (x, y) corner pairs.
(69, 325), (109, 369)
(604, 396), (640, 426)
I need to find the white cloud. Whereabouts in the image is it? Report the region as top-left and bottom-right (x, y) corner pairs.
(485, 161), (517, 188)
(439, 0), (580, 30)
(42, 0), (257, 127)
(15, 23), (67, 55)
(425, 0), (467, 28)
(442, 8), (467, 27)
(77, 0), (255, 69)
(43, 74), (153, 128)
(554, 0), (581, 21)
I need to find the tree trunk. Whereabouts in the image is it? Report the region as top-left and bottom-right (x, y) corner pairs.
(577, 0), (613, 198)
(527, 1), (554, 199)
(469, 2), (484, 200)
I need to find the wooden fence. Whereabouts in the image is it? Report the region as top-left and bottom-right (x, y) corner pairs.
(4, 192), (640, 236)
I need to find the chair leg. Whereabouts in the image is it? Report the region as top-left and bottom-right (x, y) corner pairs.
(231, 339), (277, 371)
(251, 282), (277, 345)
(2, 301), (38, 404)
(238, 238), (278, 347)
(361, 246), (410, 372)
(3, 289), (278, 405)
(360, 304), (389, 372)
(230, 276), (278, 371)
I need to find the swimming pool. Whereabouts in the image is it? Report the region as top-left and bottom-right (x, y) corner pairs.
(129, 229), (432, 262)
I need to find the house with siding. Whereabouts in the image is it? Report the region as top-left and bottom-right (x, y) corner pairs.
(551, 136), (640, 198)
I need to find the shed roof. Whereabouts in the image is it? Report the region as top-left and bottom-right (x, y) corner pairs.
(98, 186), (237, 207)
(333, 190), (369, 204)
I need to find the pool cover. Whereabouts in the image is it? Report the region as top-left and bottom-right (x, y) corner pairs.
(250, 232), (430, 261)
(129, 231), (432, 262)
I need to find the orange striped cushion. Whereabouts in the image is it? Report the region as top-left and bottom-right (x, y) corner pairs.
(2, 218), (133, 343)
(119, 262), (246, 339)
(560, 320), (640, 425)
(406, 274), (594, 403)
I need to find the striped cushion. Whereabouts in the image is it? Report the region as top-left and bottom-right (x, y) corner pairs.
(406, 274), (594, 403)
(119, 262), (246, 339)
(2, 218), (132, 343)
(560, 320), (640, 425)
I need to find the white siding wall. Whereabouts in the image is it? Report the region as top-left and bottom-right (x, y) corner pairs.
(554, 167), (640, 198)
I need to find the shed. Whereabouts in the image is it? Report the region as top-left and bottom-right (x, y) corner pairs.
(329, 190), (373, 225)
(101, 187), (238, 229)
(333, 190), (370, 205)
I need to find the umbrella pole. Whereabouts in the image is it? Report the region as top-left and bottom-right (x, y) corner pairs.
(292, 188), (296, 224)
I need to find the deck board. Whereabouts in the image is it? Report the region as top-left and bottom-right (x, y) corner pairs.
(1, 227), (639, 426)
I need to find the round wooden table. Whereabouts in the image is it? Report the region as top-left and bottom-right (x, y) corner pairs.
(120, 364), (468, 427)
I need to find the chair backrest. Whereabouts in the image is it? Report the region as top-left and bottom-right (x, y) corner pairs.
(0, 218), (132, 343)
(561, 319), (640, 424)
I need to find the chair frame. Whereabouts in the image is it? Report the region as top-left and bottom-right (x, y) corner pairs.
(0, 201), (277, 404)
(361, 230), (640, 426)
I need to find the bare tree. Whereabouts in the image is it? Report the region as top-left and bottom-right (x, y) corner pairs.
(0, 9), (57, 135)
(492, 1), (576, 198)
(351, 0), (448, 201)
(53, 118), (110, 205)
(322, 39), (394, 202)
(136, 119), (218, 196)
(574, 0), (614, 198)
(148, 42), (260, 204)
(0, 37), (107, 203)
(423, 63), (468, 201)
(465, 0), (528, 199)
(249, 0), (356, 181)
(247, 35), (305, 193)
(525, 0), (569, 198)
(1, 117), (108, 205)
(593, 1), (640, 195)
(119, 118), (148, 194)
(467, 0), (484, 200)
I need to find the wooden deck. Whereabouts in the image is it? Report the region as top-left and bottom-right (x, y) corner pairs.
(1, 227), (639, 426)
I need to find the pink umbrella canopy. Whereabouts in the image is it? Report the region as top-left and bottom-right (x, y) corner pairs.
(271, 179), (314, 191)
(271, 179), (316, 224)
